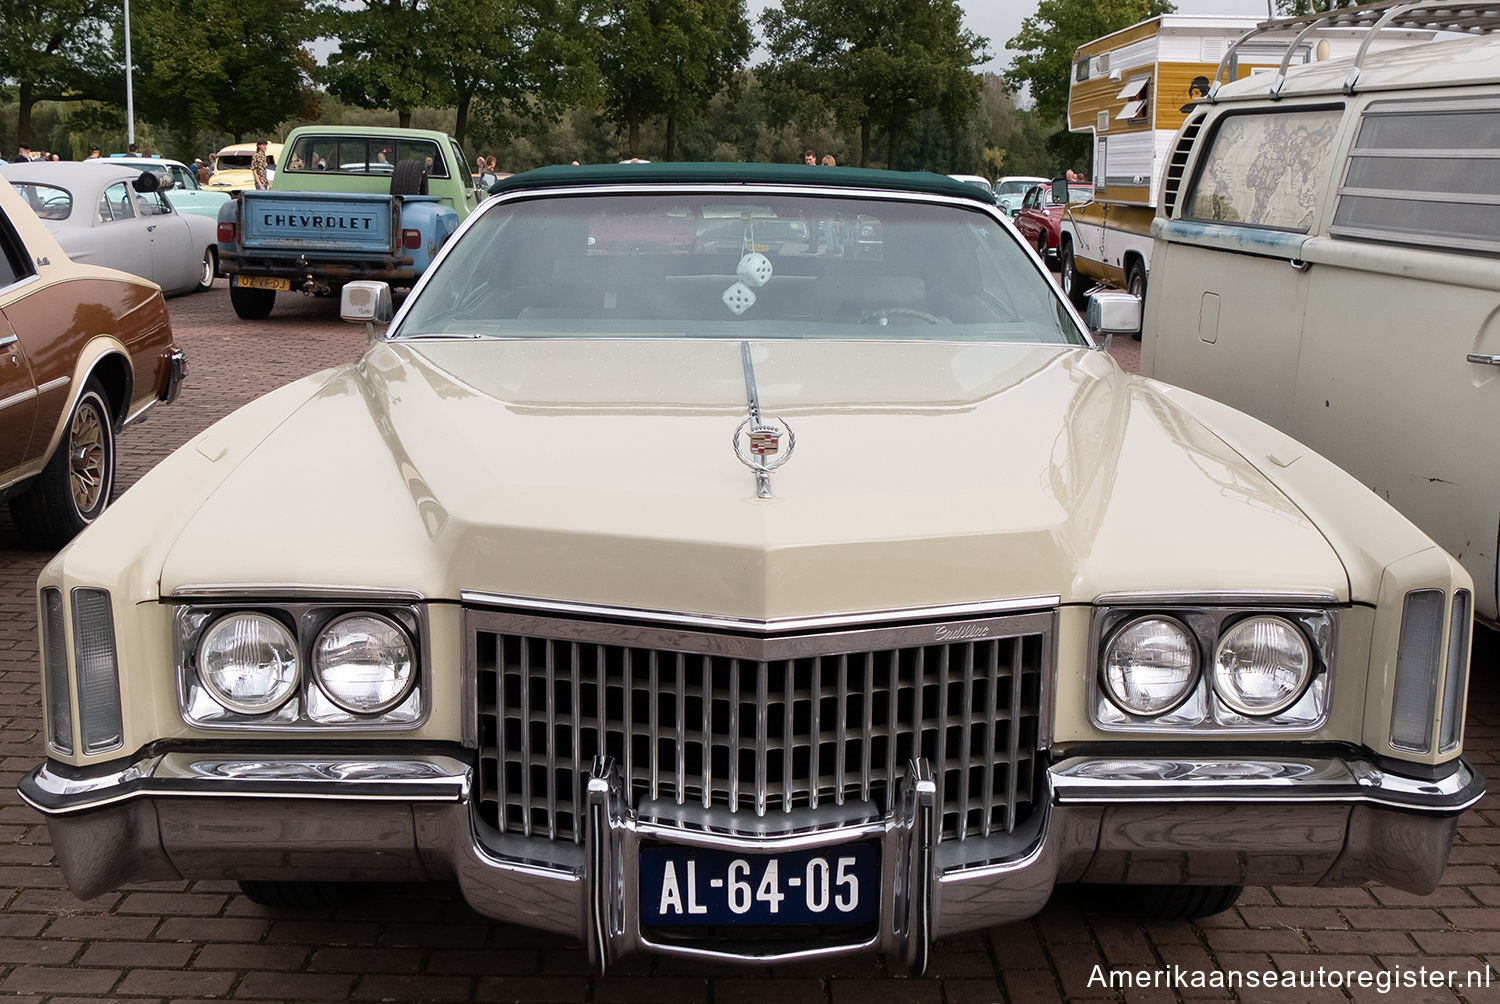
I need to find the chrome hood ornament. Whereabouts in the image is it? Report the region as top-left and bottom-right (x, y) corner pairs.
(734, 342), (796, 499)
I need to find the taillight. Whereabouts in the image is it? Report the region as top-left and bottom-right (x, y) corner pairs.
(402, 229), (421, 251)
(217, 221), (236, 243)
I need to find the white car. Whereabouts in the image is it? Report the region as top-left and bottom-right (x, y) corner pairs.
(0, 162), (219, 296)
(20, 162), (1482, 974)
(994, 174), (1049, 215)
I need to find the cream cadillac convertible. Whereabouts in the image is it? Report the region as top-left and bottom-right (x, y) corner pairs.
(23, 163), (1482, 972)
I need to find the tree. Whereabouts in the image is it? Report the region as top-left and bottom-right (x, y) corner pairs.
(1004, 0), (1175, 125)
(322, 0), (451, 128)
(129, 0), (321, 143)
(759, 0), (988, 169)
(0, 0), (117, 149)
(585, 0), (752, 160)
(1275, 0), (1361, 12)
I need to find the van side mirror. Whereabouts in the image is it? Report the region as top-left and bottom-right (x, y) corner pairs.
(341, 281), (394, 342)
(1050, 178), (1068, 204)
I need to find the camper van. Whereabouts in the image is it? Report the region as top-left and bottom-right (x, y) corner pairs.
(1141, 0), (1500, 622)
(1056, 14), (1433, 317)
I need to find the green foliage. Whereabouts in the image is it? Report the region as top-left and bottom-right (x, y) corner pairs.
(583, 0), (752, 159)
(129, 0), (321, 142)
(1274, 0), (1361, 12)
(1004, 0), (1175, 124)
(759, 0), (988, 168)
(0, 0), (118, 146)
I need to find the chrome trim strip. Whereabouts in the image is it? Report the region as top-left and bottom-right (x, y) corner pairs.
(0, 333), (17, 349)
(1051, 756), (1483, 812)
(1092, 590), (1342, 605)
(35, 375), (69, 395)
(458, 591), (1061, 633)
(0, 387), (38, 413)
(171, 584), (426, 601)
(123, 397), (157, 426)
(21, 753), (472, 816)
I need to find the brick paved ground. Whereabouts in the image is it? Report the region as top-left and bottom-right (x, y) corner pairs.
(0, 285), (1494, 1003)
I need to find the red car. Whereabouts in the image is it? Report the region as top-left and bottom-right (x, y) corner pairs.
(1013, 182), (1093, 265)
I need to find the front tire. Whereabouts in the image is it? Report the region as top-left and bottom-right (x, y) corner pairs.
(1060, 242), (1090, 310)
(238, 880), (359, 911)
(1094, 883), (1244, 921)
(230, 283), (275, 319)
(196, 248), (216, 293)
(9, 379), (115, 549)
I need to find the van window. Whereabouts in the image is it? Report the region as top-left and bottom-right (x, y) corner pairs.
(1333, 101), (1500, 255)
(1184, 108), (1341, 231)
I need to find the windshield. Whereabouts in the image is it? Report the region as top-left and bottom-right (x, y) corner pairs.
(996, 180), (1039, 196)
(397, 192), (1083, 345)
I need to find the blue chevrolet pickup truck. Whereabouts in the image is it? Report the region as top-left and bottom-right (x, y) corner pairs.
(216, 126), (482, 319)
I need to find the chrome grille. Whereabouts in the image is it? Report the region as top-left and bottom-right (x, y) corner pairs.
(468, 607), (1051, 845)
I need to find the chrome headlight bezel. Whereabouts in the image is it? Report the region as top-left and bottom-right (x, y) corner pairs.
(176, 600), (427, 731)
(1091, 602), (1335, 733)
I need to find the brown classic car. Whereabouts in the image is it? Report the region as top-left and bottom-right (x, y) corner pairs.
(0, 176), (186, 547)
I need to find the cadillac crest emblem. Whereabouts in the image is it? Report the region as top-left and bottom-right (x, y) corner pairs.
(733, 417), (796, 499)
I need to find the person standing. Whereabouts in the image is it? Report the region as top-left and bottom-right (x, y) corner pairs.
(803, 149), (817, 165)
(251, 140), (270, 190)
(86, 145), (101, 159)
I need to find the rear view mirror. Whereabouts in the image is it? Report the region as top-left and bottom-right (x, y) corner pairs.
(341, 281), (394, 343)
(1086, 290), (1142, 338)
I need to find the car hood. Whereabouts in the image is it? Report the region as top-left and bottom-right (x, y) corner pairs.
(159, 338), (1348, 619)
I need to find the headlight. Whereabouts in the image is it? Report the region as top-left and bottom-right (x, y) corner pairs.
(198, 613), (299, 714)
(1212, 615), (1312, 716)
(1102, 617), (1198, 715)
(312, 613), (415, 714)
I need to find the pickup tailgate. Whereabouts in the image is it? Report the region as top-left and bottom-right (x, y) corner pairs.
(236, 191), (397, 256)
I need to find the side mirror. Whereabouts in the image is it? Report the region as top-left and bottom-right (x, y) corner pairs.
(1050, 178), (1068, 204)
(341, 281), (394, 342)
(1086, 290), (1142, 346)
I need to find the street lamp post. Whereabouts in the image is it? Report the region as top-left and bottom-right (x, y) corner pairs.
(123, 0), (135, 146)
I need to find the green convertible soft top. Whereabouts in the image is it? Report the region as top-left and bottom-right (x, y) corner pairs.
(489, 161), (997, 206)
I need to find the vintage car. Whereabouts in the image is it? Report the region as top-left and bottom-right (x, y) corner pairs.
(205, 141), (282, 192)
(20, 163), (1481, 974)
(0, 177), (185, 547)
(87, 156), (231, 220)
(994, 175), (1049, 215)
(0, 162), (220, 297)
(1014, 181), (1095, 264)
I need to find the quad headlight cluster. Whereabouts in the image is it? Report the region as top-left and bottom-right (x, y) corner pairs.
(1093, 605), (1332, 730)
(178, 604), (424, 729)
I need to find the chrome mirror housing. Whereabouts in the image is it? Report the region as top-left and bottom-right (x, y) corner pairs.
(341, 281), (394, 342)
(1086, 290), (1142, 340)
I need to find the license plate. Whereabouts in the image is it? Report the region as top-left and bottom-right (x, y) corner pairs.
(640, 842), (879, 926)
(234, 275), (290, 291)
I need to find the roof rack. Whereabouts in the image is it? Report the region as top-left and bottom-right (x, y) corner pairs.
(1207, 0), (1500, 101)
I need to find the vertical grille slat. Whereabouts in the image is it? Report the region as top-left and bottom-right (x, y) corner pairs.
(473, 610), (1048, 845)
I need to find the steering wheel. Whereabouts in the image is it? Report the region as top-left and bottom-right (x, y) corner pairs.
(859, 306), (944, 325)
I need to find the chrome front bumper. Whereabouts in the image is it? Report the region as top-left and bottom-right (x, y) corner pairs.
(20, 750), (1483, 973)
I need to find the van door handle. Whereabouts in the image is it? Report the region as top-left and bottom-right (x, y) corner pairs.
(1466, 353), (1500, 366)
